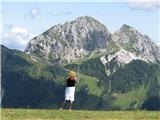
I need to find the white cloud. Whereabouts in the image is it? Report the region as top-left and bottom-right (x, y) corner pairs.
(1, 25), (35, 51)
(29, 8), (40, 19)
(11, 27), (27, 34)
(128, 0), (160, 10)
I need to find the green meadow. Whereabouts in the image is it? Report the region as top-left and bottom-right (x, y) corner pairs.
(1, 109), (160, 120)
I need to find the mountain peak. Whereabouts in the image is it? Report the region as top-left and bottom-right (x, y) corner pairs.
(25, 16), (160, 64)
(76, 15), (98, 22)
(113, 24), (160, 63)
(120, 24), (135, 31)
(77, 15), (94, 19)
(68, 15), (106, 28)
(25, 15), (112, 63)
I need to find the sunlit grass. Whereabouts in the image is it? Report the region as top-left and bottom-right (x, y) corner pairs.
(1, 109), (160, 120)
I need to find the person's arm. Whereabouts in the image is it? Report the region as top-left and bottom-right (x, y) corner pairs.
(75, 77), (79, 83)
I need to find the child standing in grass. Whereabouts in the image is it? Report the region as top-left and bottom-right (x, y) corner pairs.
(59, 71), (77, 111)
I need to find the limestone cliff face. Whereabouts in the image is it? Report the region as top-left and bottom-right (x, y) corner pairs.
(25, 16), (160, 66)
(113, 24), (160, 63)
(25, 16), (112, 63)
(100, 49), (147, 76)
(98, 24), (160, 76)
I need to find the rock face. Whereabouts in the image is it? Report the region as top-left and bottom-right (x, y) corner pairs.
(98, 24), (160, 76)
(113, 24), (160, 63)
(100, 49), (147, 76)
(25, 16), (160, 65)
(25, 16), (112, 63)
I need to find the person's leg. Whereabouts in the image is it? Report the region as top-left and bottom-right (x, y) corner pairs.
(59, 100), (67, 110)
(68, 87), (75, 111)
(68, 100), (73, 111)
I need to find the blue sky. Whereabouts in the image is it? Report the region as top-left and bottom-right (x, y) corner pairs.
(1, 1), (160, 51)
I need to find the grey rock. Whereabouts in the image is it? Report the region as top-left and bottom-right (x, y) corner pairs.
(100, 49), (148, 76)
(113, 24), (160, 63)
(25, 17), (160, 65)
(25, 16), (112, 63)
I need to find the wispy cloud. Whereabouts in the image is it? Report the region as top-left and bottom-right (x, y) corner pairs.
(30, 8), (40, 18)
(1, 25), (35, 51)
(128, 0), (160, 10)
(25, 8), (40, 19)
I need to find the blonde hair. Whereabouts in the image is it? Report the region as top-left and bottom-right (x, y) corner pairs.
(68, 71), (76, 80)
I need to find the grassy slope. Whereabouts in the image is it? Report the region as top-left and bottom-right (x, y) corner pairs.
(76, 73), (104, 96)
(111, 86), (148, 109)
(1, 109), (160, 120)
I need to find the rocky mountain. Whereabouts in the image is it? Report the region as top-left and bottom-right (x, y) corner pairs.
(100, 49), (147, 76)
(25, 16), (160, 67)
(25, 16), (113, 63)
(113, 24), (160, 63)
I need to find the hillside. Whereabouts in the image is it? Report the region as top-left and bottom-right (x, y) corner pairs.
(1, 45), (160, 110)
(1, 45), (104, 110)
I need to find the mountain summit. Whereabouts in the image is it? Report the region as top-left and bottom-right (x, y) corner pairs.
(113, 24), (160, 62)
(25, 16), (160, 64)
(25, 16), (113, 63)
